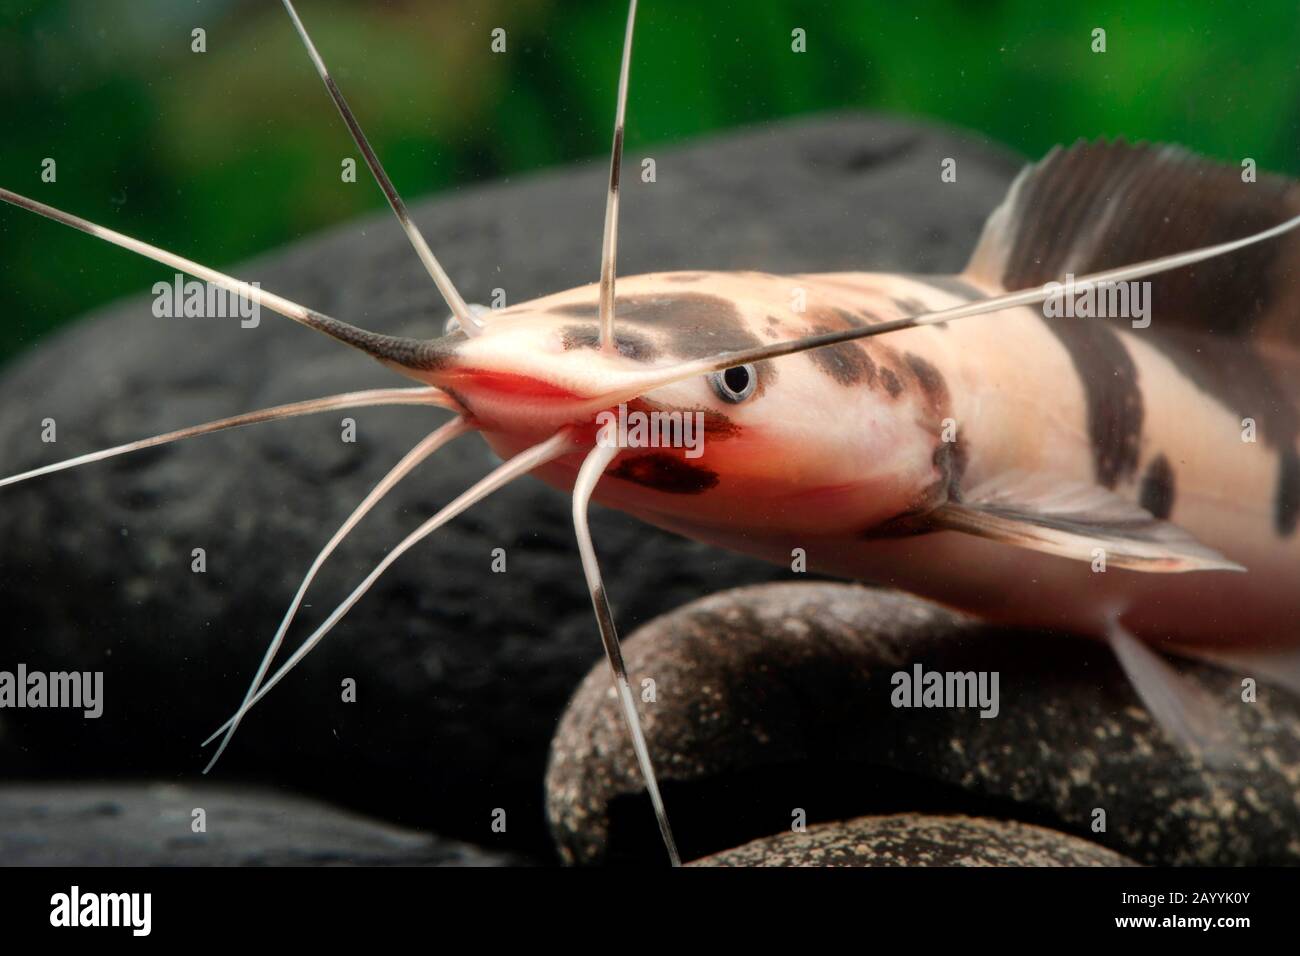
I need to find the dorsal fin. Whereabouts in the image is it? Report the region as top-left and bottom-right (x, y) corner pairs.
(964, 139), (1300, 347)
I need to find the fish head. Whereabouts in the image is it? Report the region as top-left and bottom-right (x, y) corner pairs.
(410, 272), (956, 539)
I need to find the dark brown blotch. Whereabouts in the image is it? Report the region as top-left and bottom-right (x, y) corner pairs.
(893, 437), (969, 524)
(560, 324), (659, 362)
(935, 435), (969, 500)
(551, 293), (778, 394)
(549, 293), (762, 359)
(892, 297), (927, 315)
(627, 293), (762, 358)
(1138, 453), (1176, 520)
(904, 352), (949, 409)
(806, 325), (877, 387)
(610, 453), (719, 494)
(880, 367), (903, 397)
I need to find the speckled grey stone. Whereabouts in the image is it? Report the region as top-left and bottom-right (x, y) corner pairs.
(0, 783), (522, 866)
(546, 583), (1300, 866)
(692, 813), (1137, 867)
(0, 115), (1019, 857)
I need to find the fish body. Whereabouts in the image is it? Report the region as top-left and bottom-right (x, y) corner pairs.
(469, 268), (1298, 653)
(417, 143), (1300, 751)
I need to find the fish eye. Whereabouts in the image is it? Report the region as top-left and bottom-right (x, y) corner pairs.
(709, 363), (758, 403)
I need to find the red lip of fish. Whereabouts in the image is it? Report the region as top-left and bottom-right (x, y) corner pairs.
(452, 368), (582, 401)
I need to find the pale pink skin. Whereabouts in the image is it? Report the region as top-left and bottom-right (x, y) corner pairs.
(417, 269), (1300, 657)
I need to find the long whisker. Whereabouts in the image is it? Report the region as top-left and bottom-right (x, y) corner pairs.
(597, 0), (640, 353)
(0, 188), (445, 369)
(587, 208), (1300, 406)
(280, 0), (482, 337)
(0, 386), (456, 490)
(203, 415), (474, 773)
(202, 428), (579, 746)
(572, 433), (681, 866)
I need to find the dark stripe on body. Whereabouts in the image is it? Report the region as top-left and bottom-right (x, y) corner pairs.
(965, 139), (1300, 535)
(1040, 318), (1144, 488)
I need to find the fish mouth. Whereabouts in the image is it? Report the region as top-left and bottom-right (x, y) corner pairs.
(442, 368), (583, 401)
(429, 365), (603, 437)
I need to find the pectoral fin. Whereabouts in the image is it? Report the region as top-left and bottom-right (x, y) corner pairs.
(931, 473), (1244, 573)
(1106, 621), (1238, 768)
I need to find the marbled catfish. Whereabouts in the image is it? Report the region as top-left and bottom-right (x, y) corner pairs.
(414, 142), (1300, 762)
(14, 0), (1299, 866)
(5, 140), (1297, 844)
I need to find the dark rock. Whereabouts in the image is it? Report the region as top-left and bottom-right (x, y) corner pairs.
(0, 114), (1019, 857)
(546, 583), (1300, 866)
(0, 783), (523, 865)
(692, 813), (1137, 867)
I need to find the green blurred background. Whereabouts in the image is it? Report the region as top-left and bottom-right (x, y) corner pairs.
(2, 0), (1298, 365)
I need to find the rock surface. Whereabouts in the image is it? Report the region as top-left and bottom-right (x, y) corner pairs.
(0, 783), (521, 866)
(0, 115), (1019, 857)
(692, 814), (1137, 867)
(546, 583), (1300, 866)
